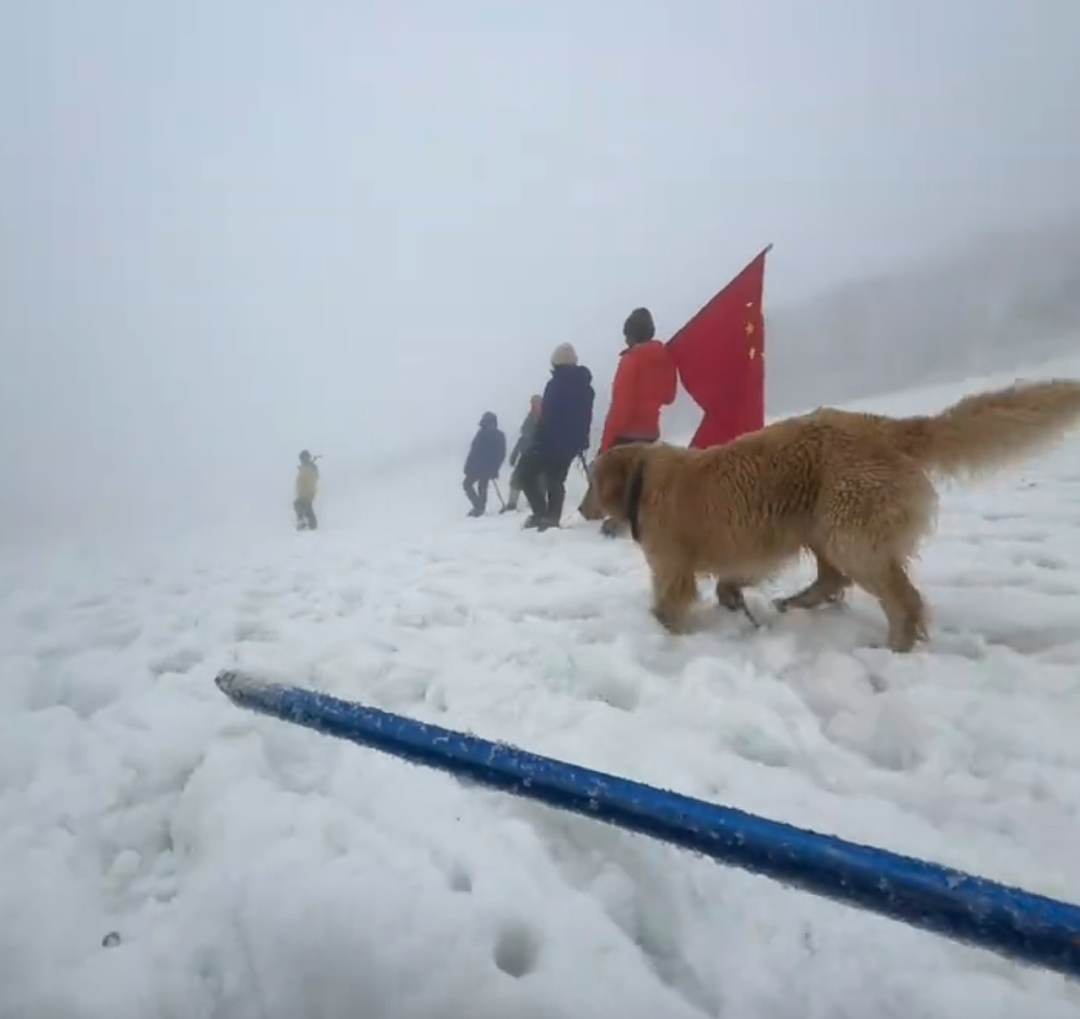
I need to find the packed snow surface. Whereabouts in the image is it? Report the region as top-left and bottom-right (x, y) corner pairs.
(3, 358), (1080, 1018)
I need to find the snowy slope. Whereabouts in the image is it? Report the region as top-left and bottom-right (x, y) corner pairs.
(765, 221), (1080, 411)
(3, 360), (1080, 1018)
(662, 220), (1080, 439)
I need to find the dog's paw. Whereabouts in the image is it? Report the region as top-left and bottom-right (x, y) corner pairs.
(715, 581), (745, 613)
(600, 518), (622, 538)
(651, 607), (686, 635)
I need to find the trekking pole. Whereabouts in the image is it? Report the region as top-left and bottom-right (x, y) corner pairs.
(492, 480), (506, 509)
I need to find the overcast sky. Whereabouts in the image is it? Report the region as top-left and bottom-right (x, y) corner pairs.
(1, 0), (1078, 542)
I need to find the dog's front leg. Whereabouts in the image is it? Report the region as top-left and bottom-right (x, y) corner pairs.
(649, 558), (697, 635)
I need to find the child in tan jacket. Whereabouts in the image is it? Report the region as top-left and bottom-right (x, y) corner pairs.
(294, 450), (319, 530)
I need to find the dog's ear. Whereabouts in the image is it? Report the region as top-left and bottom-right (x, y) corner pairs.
(590, 449), (626, 516)
(588, 445), (649, 525)
(622, 457), (646, 542)
(577, 460), (604, 521)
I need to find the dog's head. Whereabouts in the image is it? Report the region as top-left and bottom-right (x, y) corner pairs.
(578, 444), (652, 534)
(577, 461), (605, 521)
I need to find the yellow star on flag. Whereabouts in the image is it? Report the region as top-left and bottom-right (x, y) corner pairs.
(744, 299), (762, 359)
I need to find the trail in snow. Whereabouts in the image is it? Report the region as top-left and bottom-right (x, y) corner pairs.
(3, 361), (1080, 1018)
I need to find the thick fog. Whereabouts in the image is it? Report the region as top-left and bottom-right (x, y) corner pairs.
(2, 0), (1078, 545)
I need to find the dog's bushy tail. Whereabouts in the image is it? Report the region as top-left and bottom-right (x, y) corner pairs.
(890, 378), (1080, 480)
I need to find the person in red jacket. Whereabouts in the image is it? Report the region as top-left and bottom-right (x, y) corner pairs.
(600, 307), (677, 450)
(593, 306), (678, 535)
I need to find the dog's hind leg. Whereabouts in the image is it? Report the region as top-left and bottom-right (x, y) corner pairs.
(817, 451), (936, 651)
(716, 579), (762, 627)
(831, 550), (928, 652)
(773, 549), (852, 613)
(648, 555), (698, 634)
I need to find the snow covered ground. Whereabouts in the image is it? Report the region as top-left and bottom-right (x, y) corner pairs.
(3, 358), (1080, 1019)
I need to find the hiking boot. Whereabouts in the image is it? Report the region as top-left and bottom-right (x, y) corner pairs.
(537, 516), (561, 532)
(523, 514), (541, 529)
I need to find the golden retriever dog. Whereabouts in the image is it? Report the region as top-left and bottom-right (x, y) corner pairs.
(584, 379), (1080, 652)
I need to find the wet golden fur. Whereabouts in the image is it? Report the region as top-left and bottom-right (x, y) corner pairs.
(582, 379), (1080, 651)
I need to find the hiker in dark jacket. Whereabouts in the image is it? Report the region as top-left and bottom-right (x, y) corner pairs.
(502, 394), (543, 513)
(463, 411), (507, 517)
(517, 344), (595, 531)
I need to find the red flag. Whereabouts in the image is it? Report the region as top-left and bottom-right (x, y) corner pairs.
(666, 245), (771, 449)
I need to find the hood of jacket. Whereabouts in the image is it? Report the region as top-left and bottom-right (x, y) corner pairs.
(550, 363), (593, 387)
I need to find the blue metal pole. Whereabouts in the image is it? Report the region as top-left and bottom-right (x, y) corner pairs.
(215, 669), (1080, 979)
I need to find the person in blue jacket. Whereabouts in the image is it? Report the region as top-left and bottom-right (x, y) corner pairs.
(517, 343), (595, 530)
(463, 411), (507, 516)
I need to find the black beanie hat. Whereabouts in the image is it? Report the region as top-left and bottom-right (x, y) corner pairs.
(623, 307), (656, 345)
